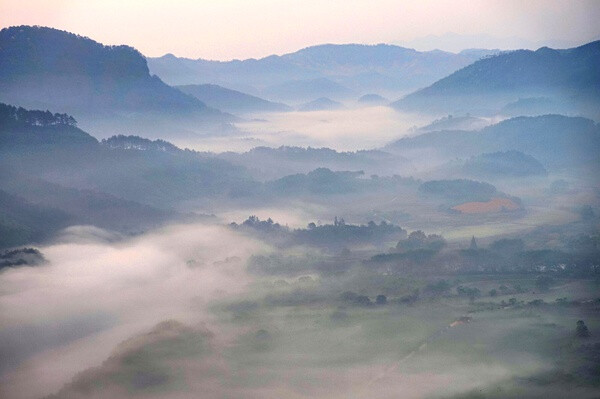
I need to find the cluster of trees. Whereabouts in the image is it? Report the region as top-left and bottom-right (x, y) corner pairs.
(340, 291), (388, 307)
(233, 215), (407, 251)
(395, 230), (446, 252)
(100, 135), (180, 153)
(0, 103), (76, 127)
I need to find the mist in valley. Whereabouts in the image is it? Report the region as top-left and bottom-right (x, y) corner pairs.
(1, 3), (600, 399)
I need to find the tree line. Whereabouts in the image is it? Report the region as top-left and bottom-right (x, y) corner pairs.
(0, 102), (77, 127)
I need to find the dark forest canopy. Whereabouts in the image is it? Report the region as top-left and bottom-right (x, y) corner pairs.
(0, 102), (76, 127)
(232, 215), (407, 250)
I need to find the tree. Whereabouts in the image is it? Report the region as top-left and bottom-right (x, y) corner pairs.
(576, 320), (590, 338)
(489, 289), (497, 297)
(470, 236), (478, 250)
(376, 294), (387, 305)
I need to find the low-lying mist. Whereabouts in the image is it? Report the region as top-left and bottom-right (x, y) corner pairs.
(4, 218), (597, 399)
(175, 107), (429, 153)
(0, 223), (265, 399)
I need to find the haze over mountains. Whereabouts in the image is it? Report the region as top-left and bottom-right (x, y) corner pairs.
(393, 40), (600, 118)
(1, 17), (600, 399)
(147, 44), (500, 102)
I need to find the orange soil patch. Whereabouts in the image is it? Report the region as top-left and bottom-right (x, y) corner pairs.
(452, 197), (520, 214)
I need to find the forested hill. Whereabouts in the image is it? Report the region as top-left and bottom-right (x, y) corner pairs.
(393, 40), (600, 114)
(0, 103), (97, 147)
(0, 26), (231, 136)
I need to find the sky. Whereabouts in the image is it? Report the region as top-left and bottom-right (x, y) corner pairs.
(1, 0), (599, 60)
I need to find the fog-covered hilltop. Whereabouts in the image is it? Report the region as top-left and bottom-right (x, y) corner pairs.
(298, 97), (345, 112)
(0, 26), (234, 138)
(147, 43), (499, 99)
(357, 93), (389, 105)
(392, 41), (600, 117)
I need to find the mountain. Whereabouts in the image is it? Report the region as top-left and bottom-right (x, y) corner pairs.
(298, 97), (345, 112)
(0, 26), (232, 138)
(263, 78), (354, 103)
(386, 115), (600, 170)
(176, 84), (291, 114)
(392, 41), (600, 116)
(147, 44), (501, 98)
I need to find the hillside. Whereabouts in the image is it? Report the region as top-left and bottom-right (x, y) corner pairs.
(392, 41), (600, 115)
(177, 84), (291, 114)
(0, 103), (97, 148)
(386, 115), (600, 169)
(216, 146), (408, 180)
(0, 103), (256, 210)
(0, 26), (232, 137)
(462, 151), (547, 177)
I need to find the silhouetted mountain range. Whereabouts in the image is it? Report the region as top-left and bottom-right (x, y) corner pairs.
(147, 44), (500, 99)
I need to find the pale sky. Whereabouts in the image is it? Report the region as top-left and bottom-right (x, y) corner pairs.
(1, 0), (599, 60)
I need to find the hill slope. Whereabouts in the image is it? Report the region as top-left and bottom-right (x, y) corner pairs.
(0, 103), (256, 210)
(0, 26), (232, 137)
(386, 115), (600, 169)
(392, 41), (600, 115)
(177, 84), (291, 114)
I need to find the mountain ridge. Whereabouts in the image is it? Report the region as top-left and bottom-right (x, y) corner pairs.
(0, 25), (234, 138)
(392, 40), (600, 116)
(147, 43), (501, 97)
